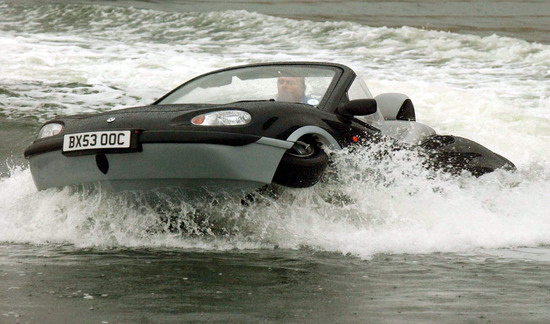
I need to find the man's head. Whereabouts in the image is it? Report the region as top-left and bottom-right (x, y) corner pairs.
(277, 77), (306, 103)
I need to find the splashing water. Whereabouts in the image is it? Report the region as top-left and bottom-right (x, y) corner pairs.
(1, 141), (548, 259)
(1, 3), (549, 259)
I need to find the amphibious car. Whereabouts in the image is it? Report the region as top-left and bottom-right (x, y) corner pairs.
(24, 62), (515, 192)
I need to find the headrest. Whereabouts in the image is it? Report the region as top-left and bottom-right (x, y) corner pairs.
(375, 93), (416, 121)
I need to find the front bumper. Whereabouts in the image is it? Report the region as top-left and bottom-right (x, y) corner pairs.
(27, 137), (293, 192)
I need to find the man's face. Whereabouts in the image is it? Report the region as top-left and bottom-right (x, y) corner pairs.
(277, 77), (305, 103)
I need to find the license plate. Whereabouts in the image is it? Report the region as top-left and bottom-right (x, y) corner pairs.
(63, 130), (132, 152)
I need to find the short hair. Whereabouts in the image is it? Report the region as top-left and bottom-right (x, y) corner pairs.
(278, 76), (306, 89)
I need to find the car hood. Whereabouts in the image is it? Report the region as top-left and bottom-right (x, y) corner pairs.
(25, 101), (353, 158)
(57, 104), (212, 134)
(46, 101), (340, 136)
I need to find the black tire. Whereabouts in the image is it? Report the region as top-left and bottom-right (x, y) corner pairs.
(272, 140), (329, 188)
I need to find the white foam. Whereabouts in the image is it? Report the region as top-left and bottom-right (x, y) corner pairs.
(1, 145), (549, 260)
(1, 4), (549, 258)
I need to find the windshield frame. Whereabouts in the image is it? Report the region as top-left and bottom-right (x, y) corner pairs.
(154, 62), (345, 110)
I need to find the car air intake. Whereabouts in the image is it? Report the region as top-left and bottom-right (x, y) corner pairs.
(96, 154), (109, 174)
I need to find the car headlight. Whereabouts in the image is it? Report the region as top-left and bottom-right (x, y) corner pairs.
(191, 110), (252, 126)
(37, 123), (64, 139)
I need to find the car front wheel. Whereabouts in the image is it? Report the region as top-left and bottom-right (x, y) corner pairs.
(272, 139), (329, 188)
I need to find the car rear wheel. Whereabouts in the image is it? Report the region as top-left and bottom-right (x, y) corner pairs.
(272, 139), (329, 188)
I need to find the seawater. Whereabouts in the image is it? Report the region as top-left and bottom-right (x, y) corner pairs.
(0, 2), (550, 321)
(0, 0), (550, 323)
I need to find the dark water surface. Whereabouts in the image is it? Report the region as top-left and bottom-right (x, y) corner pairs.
(3, 245), (550, 323)
(0, 118), (36, 176)
(11, 0), (550, 44)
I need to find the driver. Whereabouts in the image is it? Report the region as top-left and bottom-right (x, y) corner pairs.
(277, 76), (308, 103)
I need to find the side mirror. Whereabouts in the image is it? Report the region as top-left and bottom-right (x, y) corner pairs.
(338, 99), (377, 117)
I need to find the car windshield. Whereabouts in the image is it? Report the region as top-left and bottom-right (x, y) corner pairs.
(156, 65), (339, 107)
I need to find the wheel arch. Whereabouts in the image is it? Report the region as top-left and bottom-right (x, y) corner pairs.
(285, 126), (342, 151)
